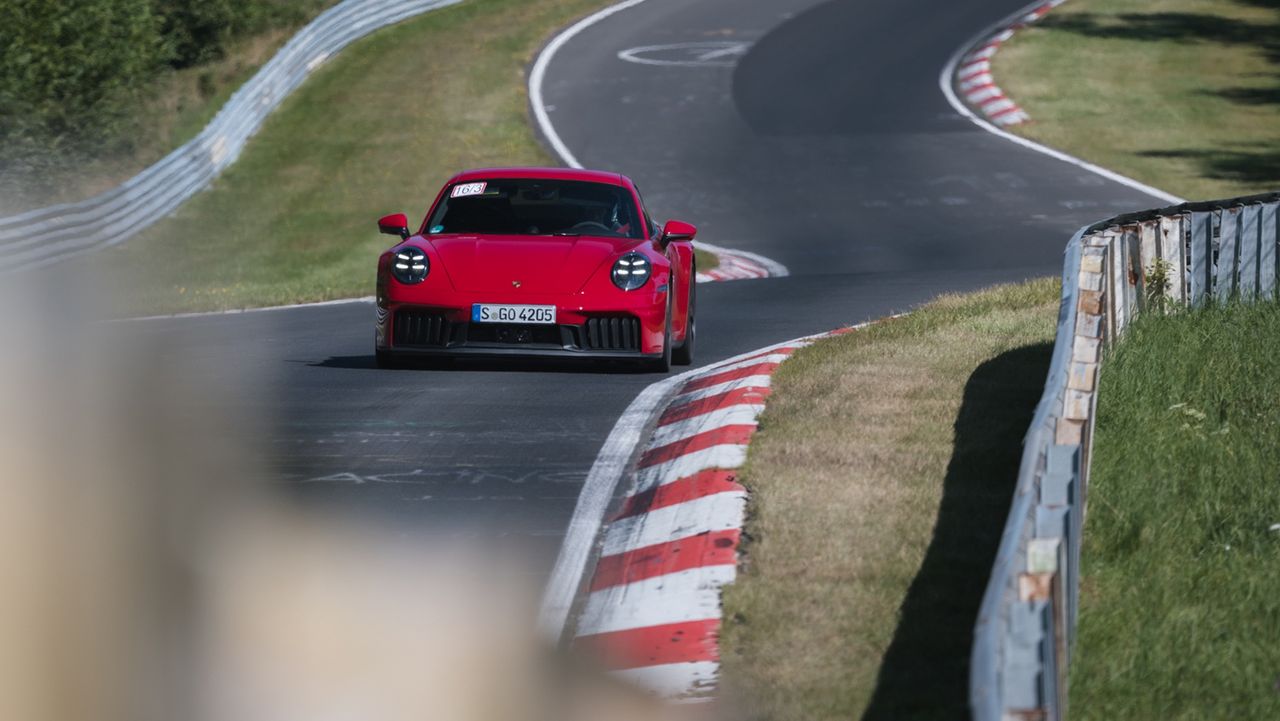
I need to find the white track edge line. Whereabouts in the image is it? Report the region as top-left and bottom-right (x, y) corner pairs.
(111, 296), (375, 322)
(536, 371), (689, 640)
(528, 0), (789, 278)
(529, 0), (653, 171)
(938, 0), (1186, 206)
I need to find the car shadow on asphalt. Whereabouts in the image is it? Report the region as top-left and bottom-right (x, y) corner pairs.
(306, 355), (670, 375)
(859, 342), (1054, 721)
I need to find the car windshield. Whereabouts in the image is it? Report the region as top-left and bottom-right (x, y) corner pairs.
(425, 179), (643, 239)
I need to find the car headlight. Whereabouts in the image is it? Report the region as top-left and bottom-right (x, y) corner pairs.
(392, 246), (428, 284)
(611, 252), (651, 291)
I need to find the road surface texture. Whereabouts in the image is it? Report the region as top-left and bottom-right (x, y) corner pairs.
(124, 0), (1158, 580)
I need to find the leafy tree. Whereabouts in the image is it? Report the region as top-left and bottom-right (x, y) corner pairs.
(0, 0), (164, 171)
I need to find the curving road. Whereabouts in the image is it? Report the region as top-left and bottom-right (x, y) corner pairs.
(128, 0), (1161, 581)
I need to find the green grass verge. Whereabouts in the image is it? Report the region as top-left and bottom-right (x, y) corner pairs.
(718, 279), (1060, 721)
(81, 0), (716, 314)
(1071, 301), (1280, 719)
(995, 0), (1280, 201)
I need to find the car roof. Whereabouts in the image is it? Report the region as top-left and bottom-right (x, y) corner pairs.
(448, 167), (631, 187)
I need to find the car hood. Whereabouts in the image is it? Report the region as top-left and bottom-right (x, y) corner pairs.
(427, 234), (642, 293)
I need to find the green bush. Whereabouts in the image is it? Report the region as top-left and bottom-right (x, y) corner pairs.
(0, 0), (335, 190)
(155, 0), (244, 68)
(0, 0), (165, 172)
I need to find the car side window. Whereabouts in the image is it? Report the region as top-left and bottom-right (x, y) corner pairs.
(634, 185), (662, 240)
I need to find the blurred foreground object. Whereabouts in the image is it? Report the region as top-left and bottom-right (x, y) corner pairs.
(0, 278), (696, 721)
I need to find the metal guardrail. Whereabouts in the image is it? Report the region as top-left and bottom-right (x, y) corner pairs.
(0, 0), (461, 274)
(971, 191), (1280, 720)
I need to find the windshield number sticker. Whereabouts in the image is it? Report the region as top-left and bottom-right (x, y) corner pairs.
(451, 182), (487, 198)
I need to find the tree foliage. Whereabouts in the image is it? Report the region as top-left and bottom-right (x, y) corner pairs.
(0, 0), (331, 181)
(0, 0), (164, 172)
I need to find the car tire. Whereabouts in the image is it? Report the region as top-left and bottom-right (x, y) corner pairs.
(673, 274), (695, 366)
(375, 349), (399, 369)
(645, 291), (673, 373)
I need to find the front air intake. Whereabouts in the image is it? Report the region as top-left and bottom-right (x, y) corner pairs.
(393, 309), (448, 347)
(584, 316), (641, 352)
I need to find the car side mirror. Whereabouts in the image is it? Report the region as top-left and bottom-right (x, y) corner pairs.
(660, 219), (697, 246)
(378, 213), (410, 240)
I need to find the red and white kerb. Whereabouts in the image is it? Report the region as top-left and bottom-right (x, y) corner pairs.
(955, 0), (1068, 128)
(572, 328), (856, 700)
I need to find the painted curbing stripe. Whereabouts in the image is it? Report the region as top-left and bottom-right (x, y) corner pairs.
(958, 60), (990, 78)
(576, 619), (721, 669)
(638, 424), (756, 469)
(589, 529), (740, 592)
(612, 469), (745, 521)
(610, 661), (720, 698)
(680, 361), (782, 394)
(658, 386), (773, 426)
(694, 246), (773, 283)
(959, 74), (995, 91)
(648, 403), (766, 449)
(668, 376), (773, 406)
(714, 346), (799, 367)
(981, 97), (1017, 114)
(939, 1), (1184, 203)
(966, 86), (1004, 103)
(634, 443), (749, 493)
(695, 240), (790, 279)
(679, 349), (796, 380)
(600, 491), (746, 558)
(575, 564), (735, 636)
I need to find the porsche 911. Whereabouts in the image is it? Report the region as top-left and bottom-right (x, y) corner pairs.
(373, 167), (697, 371)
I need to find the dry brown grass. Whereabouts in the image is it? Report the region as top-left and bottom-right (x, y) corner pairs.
(718, 279), (1062, 721)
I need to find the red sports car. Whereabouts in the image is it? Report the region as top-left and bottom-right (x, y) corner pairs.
(373, 168), (697, 371)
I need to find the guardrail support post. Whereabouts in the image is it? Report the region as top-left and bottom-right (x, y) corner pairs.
(1261, 204), (1277, 300)
(1216, 207), (1241, 302)
(1189, 211), (1214, 305)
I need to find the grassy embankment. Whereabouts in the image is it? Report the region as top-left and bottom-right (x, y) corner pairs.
(80, 0), (716, 315)
(995, 0), (1280, 201)
(719, 279), (1061, 720)
(1070, 303), (1280, 720)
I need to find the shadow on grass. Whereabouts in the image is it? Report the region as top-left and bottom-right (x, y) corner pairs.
(1136, 148), (1280, 186)
(1038, 5), (1280, 187)
(1040, 11), (1276, 55)
(860, 342), (1053, 721)
(1207, 85), (1280, 106)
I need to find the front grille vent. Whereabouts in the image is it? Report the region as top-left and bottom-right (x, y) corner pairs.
(393, 310), (448, 347)
(585, 316), (641, 352)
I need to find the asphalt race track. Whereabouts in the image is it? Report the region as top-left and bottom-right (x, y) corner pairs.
(126, 0), (1162, 581)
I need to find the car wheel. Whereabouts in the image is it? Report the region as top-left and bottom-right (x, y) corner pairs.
(375, 349), (399, 369)
(672, 274), (695, 366)
(645, 291), (673, 373)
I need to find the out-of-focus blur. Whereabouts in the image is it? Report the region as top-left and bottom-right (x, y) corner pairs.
(0, 278), (694, 721)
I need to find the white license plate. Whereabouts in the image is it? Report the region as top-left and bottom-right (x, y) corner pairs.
(471, 303), (556, 324)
